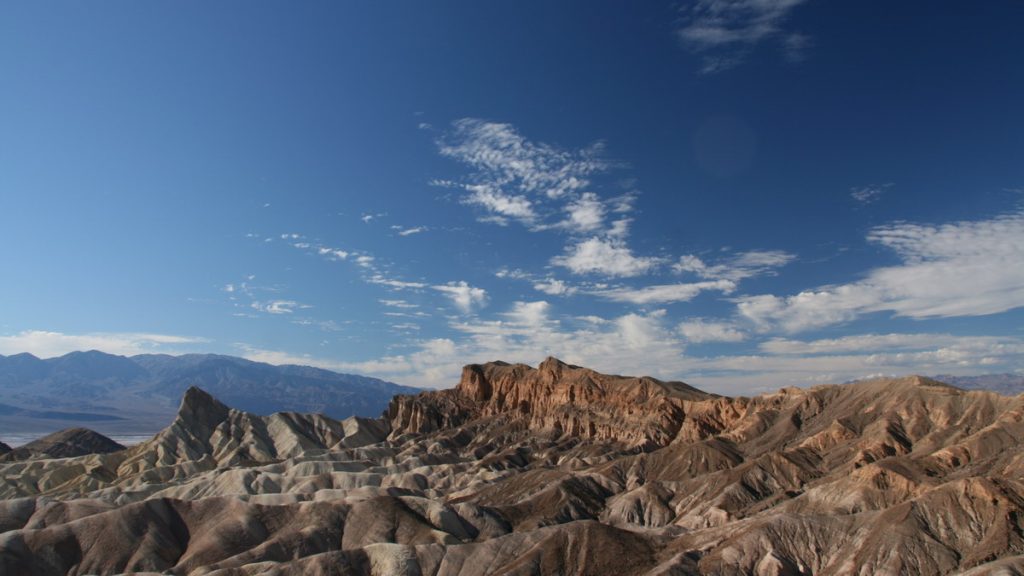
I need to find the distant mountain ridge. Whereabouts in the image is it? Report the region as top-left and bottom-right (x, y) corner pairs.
(0, 351), (419, 435)
(933, 373), (1024, 396)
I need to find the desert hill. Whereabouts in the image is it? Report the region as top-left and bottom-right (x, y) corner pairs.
(0, 428), (125, 462)
(1, 358), (1024, 575)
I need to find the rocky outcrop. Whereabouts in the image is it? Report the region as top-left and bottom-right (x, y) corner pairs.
(4, 360), (1024, 575)
(389, 357), (712, 449)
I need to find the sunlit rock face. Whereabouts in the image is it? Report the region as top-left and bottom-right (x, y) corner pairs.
(3, 360), (1024, 575)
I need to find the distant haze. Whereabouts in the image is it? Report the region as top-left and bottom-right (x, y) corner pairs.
(0, 350), (419, 439)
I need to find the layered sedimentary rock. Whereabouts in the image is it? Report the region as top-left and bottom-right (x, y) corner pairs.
(2, 358), (1024, 575)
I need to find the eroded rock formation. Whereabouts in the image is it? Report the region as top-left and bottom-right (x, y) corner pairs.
(2, 358), (1024, 575)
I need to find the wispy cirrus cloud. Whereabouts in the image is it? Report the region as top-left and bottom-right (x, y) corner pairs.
(390, 225), (428, 237)
(737, 208), (1024, 332)
(496, 268), (581, 297)
(594, 279), (736, 304)
(435, 119), (610, 230)
(759, 333), (1022, 357)
(678, 0), (811, 73)
(439, 118), (606, 201)
(583, 249), (794, 303)
(674, 249), (795, 281)
(379, 299), (419, 309)
(462, 184), (536, 226)
(851, 183), (892, 205)
(251, 300), (308, 315)
(438, 119), (665, 280)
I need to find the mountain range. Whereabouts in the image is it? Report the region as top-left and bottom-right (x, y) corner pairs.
(0, 351), (418, 436)
(2, 358), (1024, 574)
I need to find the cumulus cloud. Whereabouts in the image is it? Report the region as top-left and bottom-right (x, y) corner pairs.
(0, 330), (209, 358)
(738, 209), (1024, 332)
(678, 0), (811, 73)
(679, 319), (747, 343)
(552, 237), (664, 277)
(433, 281), (488, 313)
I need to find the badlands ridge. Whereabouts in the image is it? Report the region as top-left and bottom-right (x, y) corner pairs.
(2, 357), (1024, 575)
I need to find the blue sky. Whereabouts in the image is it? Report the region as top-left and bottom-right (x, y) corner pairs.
(1, 1), (1022, 393)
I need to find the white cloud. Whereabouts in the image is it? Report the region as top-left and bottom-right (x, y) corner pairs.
(238, 305), (1024, 395)
(337, 304), (691, 388)
(606, 218), (631, 240)
(560, 192), (605, 233)
(368, 275), (428, 290)
(552, 237), (663, 277)
(494, 268), (580, 297)
(439, 118), (605, 201)
(738, 209), (1024, 332)
(760, 333), (1023, 356)
(438, 119), (662, 281)
(252, 300), (307, 315)
(317, 247), (349, 260)
(397, 226), (428, 236)
(533, 278), (578, 296)
(433, 281), (488, 313)
(0, 330), (209, 358)
(390, 323), (421, 332)
(495, 268), (532, 280)
(851, 183), (892, 204)
(674, 249), (795, 281)
(462, 184), (536, 224)
(678, 0), (811, 73)
(679, 319), (747, 343)
(595, 279), (737, 304)
(379, 299), (419, 309)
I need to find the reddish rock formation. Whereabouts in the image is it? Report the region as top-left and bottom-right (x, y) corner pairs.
(389, 357), (712, 449)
